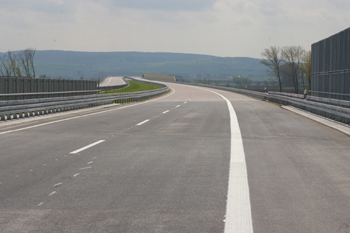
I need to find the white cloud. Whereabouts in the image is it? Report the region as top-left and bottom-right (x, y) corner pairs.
(49, 0), (65, 5)
(0, 0), (349, 58)
(103, 0), (216, 11)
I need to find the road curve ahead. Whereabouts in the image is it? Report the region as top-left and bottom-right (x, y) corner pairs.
(100, 76), (126, 86)
(0, 81), (350, 233)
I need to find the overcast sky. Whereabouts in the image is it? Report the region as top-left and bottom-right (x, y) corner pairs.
(1, 0), (349, 58)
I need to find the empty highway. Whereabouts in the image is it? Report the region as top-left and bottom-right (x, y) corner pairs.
(0, 81), (350, 233)
(100, 76), (127, 86)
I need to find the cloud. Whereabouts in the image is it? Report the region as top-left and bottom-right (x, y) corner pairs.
(104, 0), (216, 12)
(0, 0), (350, 58)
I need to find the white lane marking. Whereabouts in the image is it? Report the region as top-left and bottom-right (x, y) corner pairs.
(105, 77), (112, 85)
(87, 161), (93, 164)
(70, 140), (105, 154)
(53, 182), (62, 187)
(184, 102), (187, 104)
(0, 88), (175, 136)
(38, 202), (44, 207)
(80, 166), (92, 170)
(30, 169), (33, 172)
(92, 157), (97, 159)
(49, 191), (56, 196)
(176, 105), (180, 107)
(206, 90), (253, 233)
(73, 173), (80, 177)
(43, 164), (46, 166)
(162, 110), (170, 114)
(136, 119), (149, 126)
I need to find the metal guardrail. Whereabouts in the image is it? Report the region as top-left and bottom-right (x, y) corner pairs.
(309, 90), (350, 101)
(190, 83), (350, 125)
(0, 86), (168, 121)
(268, 91), (305, 99)
(307, 95), (350, 108)
(99, 83), (129, 92)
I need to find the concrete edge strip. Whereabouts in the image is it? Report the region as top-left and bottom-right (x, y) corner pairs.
(208, 90), (254, 233)
(281, 105), (350, 137)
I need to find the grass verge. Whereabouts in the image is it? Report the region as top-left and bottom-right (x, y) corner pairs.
(101, 80), (162, 94)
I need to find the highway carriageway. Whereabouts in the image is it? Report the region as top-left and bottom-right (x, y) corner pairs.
(0, 81), (349, 232)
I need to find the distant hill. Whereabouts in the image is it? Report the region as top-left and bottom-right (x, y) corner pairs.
(0, 51), (268, 80)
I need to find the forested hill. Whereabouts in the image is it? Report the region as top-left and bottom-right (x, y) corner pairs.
(0, 51), (268, 80)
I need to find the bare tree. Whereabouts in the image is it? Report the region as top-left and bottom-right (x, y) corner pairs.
(0, 48), (36, 78)
(18, 49), (32, 77)
(28, 48), (36, 78)
(281, 46), (305, 93)
(261, 46), (283, 92)
(280, 63), (294, 87)
(0, 53), (12, 76)
(301, 50), (311, 92)
(7, 51), (21, 77)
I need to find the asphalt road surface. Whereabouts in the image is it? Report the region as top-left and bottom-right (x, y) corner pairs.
(100, 76), (126, 86)
(0, 81), (350, 233)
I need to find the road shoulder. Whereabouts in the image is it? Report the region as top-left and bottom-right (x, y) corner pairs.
(282, 105), (350, 137)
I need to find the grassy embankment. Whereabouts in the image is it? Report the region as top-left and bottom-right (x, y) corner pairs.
(102, 80), (162, 94)
(101, 80), (164, 103)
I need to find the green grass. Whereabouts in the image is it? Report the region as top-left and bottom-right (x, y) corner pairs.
(102, 80), (162, 94)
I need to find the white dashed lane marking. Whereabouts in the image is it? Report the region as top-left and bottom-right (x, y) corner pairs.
(136, 119), (150, 126)
(70, 140), (105, 154)
(54, 183), (62, 187)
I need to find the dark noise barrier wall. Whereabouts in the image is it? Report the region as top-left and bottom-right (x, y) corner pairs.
(0, 77), (98, 99)
(311, 27), (350, 100)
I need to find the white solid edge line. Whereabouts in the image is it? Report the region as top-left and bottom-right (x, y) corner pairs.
(0, 88), (176, 136)
(136, 119), (149, 126)
(207, 89), (253, 233)
(70, 140), (105, 154)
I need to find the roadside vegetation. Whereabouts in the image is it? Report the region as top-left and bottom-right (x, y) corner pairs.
(101, 80), (162, 94)
(260, 46), (311, 93)
(0, 48), (36, 78)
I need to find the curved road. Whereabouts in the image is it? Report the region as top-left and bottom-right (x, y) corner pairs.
(0, 81), (349, 232)
(100, 76), (126, 86)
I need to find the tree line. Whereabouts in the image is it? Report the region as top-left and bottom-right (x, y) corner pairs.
(261, 46), (311, 93)
(0, 48), (36, 78)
